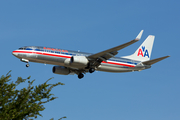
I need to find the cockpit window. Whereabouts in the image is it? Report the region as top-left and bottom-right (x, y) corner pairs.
(19, 47), (25, 50)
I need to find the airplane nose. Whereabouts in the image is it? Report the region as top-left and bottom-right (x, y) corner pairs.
(12, 51), (18, 56)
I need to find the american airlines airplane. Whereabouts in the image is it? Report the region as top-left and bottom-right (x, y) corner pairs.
(12, 30), (169, 79)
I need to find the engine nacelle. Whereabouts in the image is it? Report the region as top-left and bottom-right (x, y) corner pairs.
(64, 56), (89, 68)
(52, 66), (70, 75)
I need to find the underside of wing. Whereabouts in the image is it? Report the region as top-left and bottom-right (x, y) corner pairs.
(88, 39), (139, 60)
(87, 30), (143, 61)
(86, 30), (144, 69)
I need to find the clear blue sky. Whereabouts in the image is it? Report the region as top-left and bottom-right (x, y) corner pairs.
(0, 0), (179, 120)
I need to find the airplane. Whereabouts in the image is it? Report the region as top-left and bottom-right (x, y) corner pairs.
(12, 30), (170, 79)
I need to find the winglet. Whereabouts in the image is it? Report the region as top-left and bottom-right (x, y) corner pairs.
(135, 30), (144, 40)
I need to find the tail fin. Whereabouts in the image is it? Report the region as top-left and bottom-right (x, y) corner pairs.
(122, 35), (155, 62)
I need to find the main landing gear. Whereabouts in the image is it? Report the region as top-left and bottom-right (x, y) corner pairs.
(89, 68), (95, 73)
(78, 73), (84, 79)
(77, 68), (95, 79)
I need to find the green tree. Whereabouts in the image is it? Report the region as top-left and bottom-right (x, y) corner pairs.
(0, 71), (66, 120)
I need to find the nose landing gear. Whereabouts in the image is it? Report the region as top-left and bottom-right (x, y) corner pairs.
(26, 63), (30, 67)
(21, 58), (30, 68)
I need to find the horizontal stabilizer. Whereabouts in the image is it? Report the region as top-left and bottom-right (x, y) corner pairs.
(142, 55), (170, 65)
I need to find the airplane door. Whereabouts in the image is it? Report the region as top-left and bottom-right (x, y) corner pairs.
(34, 49), (40, 58)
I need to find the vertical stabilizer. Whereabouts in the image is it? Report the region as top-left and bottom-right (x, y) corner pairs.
(122, 35), (155, 62)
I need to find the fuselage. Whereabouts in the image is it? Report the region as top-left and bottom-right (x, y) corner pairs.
(12, 46), (149, 73)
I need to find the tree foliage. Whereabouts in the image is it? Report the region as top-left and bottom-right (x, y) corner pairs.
(0, 71), (66, 120)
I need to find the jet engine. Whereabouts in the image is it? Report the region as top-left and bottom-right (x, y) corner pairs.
(64, 56), (89, 68)
(52, 66), (70, 75)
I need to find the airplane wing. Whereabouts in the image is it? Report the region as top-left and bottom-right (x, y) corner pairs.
(142, 55), (170, 65)
(87, 30), (144, 63)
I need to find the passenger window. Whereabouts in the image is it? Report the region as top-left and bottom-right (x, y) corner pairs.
(35, 49), (40, 51)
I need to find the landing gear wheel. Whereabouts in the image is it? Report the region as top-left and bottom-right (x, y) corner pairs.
(26, 64), (29, 67)
(78, 73), (84, 79)
(89, 68), (95, 73)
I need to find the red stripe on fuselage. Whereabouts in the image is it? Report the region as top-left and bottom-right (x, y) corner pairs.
(13, 50), (33, 54)
(12, 50), (71, 58)
(13, 50), (135, 67)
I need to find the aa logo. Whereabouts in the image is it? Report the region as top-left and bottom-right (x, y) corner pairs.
(137, 46), (149, 58)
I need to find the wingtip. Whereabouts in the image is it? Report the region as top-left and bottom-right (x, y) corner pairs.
(163, 55), (170, 58)
(135, 30), (144, 40)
